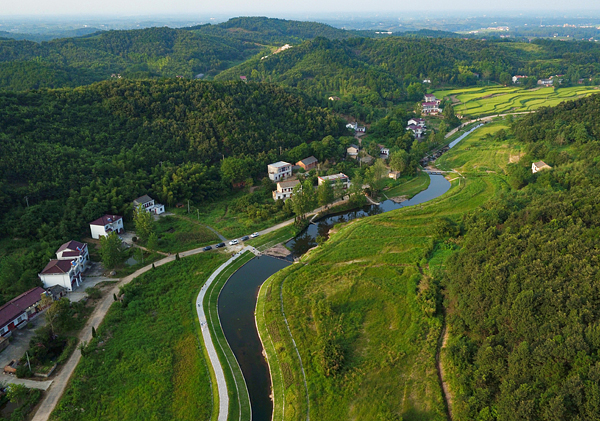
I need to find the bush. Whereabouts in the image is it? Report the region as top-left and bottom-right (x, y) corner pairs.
(85, 287), (102, 299)
(132, 236), (138, 243)
(16, 364), (33, 378)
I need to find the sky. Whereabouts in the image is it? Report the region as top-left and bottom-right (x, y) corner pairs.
(3, 0), (600, 16)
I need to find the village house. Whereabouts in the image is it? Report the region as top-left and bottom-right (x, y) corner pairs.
(407, 118), (426, 128)
(424, 94), (441, 105)
(537, 78), (553, 86)
(423, 79), (431, 83)
(89, 214), (124, 239)
(0, 287), (47, 338)
(406, 124), (425, 137)
(389, 171), (401, 180)
(346, 144), (360, 158)
(132, 194), (165, 215)
(56, 240), (90, 272)
(267, 161), (292, 181)
(512, 75), (527, 84)
(272, 179), (301, 201)
(421, 102), (441, 115)
(378, 144), (390, 158)
(328, 96), (341, 101)
(46, 285), (67, 301)
(318, 173), (350, 189)
(39, 258), (84, 291)
(346, 122), (366, 132)
(296, 156), (318, 171)
(532, 161), (552, 173)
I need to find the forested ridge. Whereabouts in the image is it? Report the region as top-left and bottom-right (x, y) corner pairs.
(445, 94), (600, 420)
(0, 79), (344, 303)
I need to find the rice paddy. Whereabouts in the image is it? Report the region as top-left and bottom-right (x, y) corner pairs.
(434, 85), (599, 117)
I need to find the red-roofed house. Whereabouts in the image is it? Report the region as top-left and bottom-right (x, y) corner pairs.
(89, 215), (124, 239)
(56, 240), (90, 271)
(422, 101), (441, 115)
(38, 258), (83, 291)
(0, 287), (47, 338)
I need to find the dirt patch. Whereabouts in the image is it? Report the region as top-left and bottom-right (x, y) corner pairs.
(509, 152), (524, 163)
(389, 195), (408, 204)
(263, 244), (291, 259)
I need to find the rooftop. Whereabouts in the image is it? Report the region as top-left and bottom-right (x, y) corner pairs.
(319, 173), (349, 181)
(90, 214), (123, 226)
(0, 287), (46, 328)
(268, 161), (292, 168)
(57, 240), (86, 253)
(133, 194), (154, 205)
(278, 179), (301, 188)
(297, 156), (318, 166)
(40, 259), (76, 275)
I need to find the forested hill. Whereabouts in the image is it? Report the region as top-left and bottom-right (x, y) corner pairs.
(0, 17), (375, 92)
(0, 26), (263, 90)
(215, 36), (600, 113)
(0, 79), (343, 243)
(189, 16), (373, 44)
(445, 94), (600, 419)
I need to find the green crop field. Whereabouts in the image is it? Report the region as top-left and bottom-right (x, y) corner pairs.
(434, 85), (599, 117)
(50, 253), (228, 421)
(256, 124), (514, 421)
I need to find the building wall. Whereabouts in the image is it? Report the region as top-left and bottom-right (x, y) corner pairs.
(90, 225), (106, 239)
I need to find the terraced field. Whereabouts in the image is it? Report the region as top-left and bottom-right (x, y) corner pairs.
(434, 85), (599, 117)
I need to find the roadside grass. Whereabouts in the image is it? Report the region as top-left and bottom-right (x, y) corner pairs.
(171, 188), (293, 240)
(248, 225), (299, 252)
(112, 248), (163, 278)
(203, 251), (254, 421)
(49, 253), (228, 421)
(155, 215), (220, 253)
(256, 124), (512, 420)
(434, 85), (599, 117)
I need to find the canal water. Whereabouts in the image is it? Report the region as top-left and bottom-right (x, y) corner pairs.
(217, 127), (474, 420)
(218, 256), (291, 421)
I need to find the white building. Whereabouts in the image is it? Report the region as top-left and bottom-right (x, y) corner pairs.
(133, 194), (165, 215)
(268, 161), (292, 181)
(89, 214), (124, 239)
(407, 118), (426, 128)
(272, 179), (301, 201)
(532, 161), (552, 173)
(56, 240), (90, 272)
(318, 173), (350, 189)
(379, 145), (390, 158)
(346, 122), (366, 132)
(38, 259), (83, 291)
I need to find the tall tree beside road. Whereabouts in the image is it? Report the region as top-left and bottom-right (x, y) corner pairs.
(291, 179), (316, 222)
(133, 205), (155, 243)
(99, 232), (123, 270)
(317, 180), (334, 208)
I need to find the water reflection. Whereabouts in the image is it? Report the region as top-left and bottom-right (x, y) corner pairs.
(286, 174), (451, 257)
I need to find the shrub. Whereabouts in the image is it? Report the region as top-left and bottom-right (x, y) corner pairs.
(16, 364), (33, 378)
(85, 287), (102, 300)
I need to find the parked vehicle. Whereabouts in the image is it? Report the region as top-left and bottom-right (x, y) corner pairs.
(241, 236), (249, 241)
(215, 242), (225, 248)
(229, 239), (239, 246)
(250, 232), (259, 238)
(203, 246), (212, 251)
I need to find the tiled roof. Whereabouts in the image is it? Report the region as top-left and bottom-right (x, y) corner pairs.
(297, 156), (318, 166)
(90, 215), (122, 226)
(278, 180), (300, 188)
(133, 195), (153, 205)
(57, 240), (85, 253)
(0, 287), (45, 328)
(40, 259), (75, 275)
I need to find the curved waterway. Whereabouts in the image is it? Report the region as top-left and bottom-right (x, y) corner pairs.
(217, 129), (473, 420)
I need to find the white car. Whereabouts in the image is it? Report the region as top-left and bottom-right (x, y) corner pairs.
(229, 239), (239, 246)
(250, 232), (259, 238)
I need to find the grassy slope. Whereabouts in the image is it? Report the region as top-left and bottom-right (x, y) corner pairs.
(50, 252), (228, 421)
(434, 85), (599, 117)
(257, 123), (516, 421)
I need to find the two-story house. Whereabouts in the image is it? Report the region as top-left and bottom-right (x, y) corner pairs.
(273, 179), (301, 201)
(268, 161), (292, 181)
(56, 240), (90, 272)
(38, 258), (83, 291)
(347, 144), (360, 158)
(132, 194), (165, 215)
(0, 287), (47, 338)
(89, 215), (124, 239)
(318, 173), (350, 189)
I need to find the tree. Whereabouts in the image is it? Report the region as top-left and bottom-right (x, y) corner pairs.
(91, 326), (97, 338)
(367, 159), (388, 196)
(220, 156), (251, 187)
(317, 180), (334, 207)
(6, 383), (29, 404)
(133, 204), (155, 243)
(45, 298), (71, 335)
(347, 175), (366, 207)
(500, 72), (511, 86)
(389, 150), (409, 174)
(146, 232), (158, 251)
(443, 105), (460, 128)
(290, 180), (315, 221)
(99, 232), (123, 270)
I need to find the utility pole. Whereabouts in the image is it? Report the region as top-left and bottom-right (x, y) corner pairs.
(24, 196), (29, 208)
(197, 209), (199, 220)
(187, 200), (190, 214)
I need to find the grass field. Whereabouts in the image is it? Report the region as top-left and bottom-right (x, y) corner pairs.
(434, 85), (599, 117)
(50, 253), (228, 421)
(435, 119), (522, 175)
(256, 123), (514, 421)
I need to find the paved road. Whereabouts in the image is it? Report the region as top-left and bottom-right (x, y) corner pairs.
(195, 246), (258, 421)
(1, 377), (53, 391)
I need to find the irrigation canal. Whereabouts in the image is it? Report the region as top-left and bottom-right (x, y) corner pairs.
(217, 127), (474, 420)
